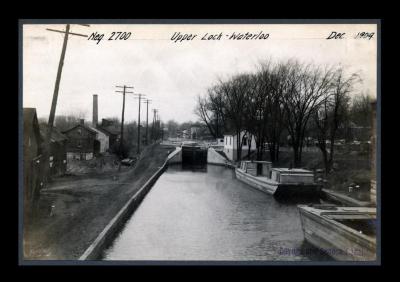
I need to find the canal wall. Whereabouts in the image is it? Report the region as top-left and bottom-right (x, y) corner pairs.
(167, 147), (182, 164)
(321, 188), (372, 207)
(207, 148), (235, 169)
(79, 147), (182, 260)
(79, 147), (233, 260)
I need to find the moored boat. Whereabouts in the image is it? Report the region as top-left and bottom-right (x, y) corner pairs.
(298, 204), (377, 261)
(235, 161), (321, 197)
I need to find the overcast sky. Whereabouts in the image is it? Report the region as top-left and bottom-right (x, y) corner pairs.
(23, 23), (377, 124)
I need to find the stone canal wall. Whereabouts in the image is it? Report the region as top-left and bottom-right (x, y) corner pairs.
(167, 147), (182, 164)
(78, 148), (183, 260)
(79, 147), (232, 260)
(207, 148), (235, 168)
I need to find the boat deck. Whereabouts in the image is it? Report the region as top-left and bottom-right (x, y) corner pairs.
(298, 205), (377, 261)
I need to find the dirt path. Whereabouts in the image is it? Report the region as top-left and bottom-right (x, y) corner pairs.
(24, 143), (175, 260)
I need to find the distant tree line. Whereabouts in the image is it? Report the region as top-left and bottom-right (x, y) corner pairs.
(195, 59), (374, 173)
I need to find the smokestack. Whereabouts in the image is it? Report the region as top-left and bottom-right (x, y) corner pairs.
(80, 119), (84, 125)
(93, 94), (98, 127)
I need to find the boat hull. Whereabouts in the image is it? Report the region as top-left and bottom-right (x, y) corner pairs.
(298, 205), (377, 261)
(235, 168), (321, 197)
(235, 168), (277, 195)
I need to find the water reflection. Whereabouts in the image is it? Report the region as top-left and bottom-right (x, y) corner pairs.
(103, 164), (332, 261)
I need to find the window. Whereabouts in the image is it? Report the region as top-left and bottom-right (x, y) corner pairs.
(225, 137), (227, 145)
(78, 129), (82, 135)
(243, 136), (247, 146)
(230, 137), (232, 145)
(77, 140), (82, 148)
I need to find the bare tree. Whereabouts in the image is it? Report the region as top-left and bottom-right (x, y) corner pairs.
(245, 72), (268, 160)
(257, 61), (286, 162)
(350, 92), (373, 127)
(221, 74), (253, 162)
(195, 94), (217, 138)
(314, 68), (358, 174)
(282, 60), (336, 167)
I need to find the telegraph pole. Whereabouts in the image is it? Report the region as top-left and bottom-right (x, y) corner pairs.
(151, 109), (157, 141)
(152, 109), (159, 142)
(34, 24), (89, 217)
(46, 24), (89, 146)
(116, 85), (134, 157)
(133, 93), (146, 154)
(144, 99), (152, 145)
(41, 24), (89, 188)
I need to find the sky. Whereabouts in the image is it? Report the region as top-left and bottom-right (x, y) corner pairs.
(23, 23), (377, 124)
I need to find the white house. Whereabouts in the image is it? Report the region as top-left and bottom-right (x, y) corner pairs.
(88, 126), (109, 154)
(223, 131), (256, 161)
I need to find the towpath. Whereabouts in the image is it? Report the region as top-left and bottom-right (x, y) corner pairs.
(24, 143), (174, 260)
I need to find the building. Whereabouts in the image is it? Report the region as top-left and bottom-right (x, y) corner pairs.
(91, 95), (120, 151)
(89, 126), (109, 154)
(39, 124), (68, 176)
(97, 119), (120, 150)
(62, 119), (98, 160)
(23, 108), (44, 216)
(223, 131), (256, 161)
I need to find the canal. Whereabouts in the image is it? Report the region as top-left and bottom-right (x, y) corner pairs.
(103, 164), (332, 261)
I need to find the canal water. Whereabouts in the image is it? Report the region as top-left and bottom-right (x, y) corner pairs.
(103, 165), (332, 261)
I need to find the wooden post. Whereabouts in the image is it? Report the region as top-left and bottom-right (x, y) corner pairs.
(120, 86), (126, 155)
(137, 94), (141, 154)
(115, 85), (134, 158)
(43, 24), (89, 180)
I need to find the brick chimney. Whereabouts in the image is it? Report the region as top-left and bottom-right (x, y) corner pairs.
(80, 119), (84, 125)
(93, 94), (98, 127)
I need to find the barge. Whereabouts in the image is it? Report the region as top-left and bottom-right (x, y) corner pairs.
(235, 161), (321, 197)
(298, 205), (377, 261)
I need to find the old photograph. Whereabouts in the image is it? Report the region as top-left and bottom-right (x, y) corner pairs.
(20, 20), (380, 264)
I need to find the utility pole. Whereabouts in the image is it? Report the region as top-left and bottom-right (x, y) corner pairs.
(46, 25), (89, 142)
(151, 109), (158, 142)
(144, 99), (152, 145)
(116, 85), (134, 157)
(133, 93), (146, 154)
(43, 24), (89, 184)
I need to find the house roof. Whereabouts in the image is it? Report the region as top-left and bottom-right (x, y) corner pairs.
(62, 123), (98, 135)
(87, 125), (108, 137)
(39, 124), (68, 143)
(97, 125), (120, 136)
